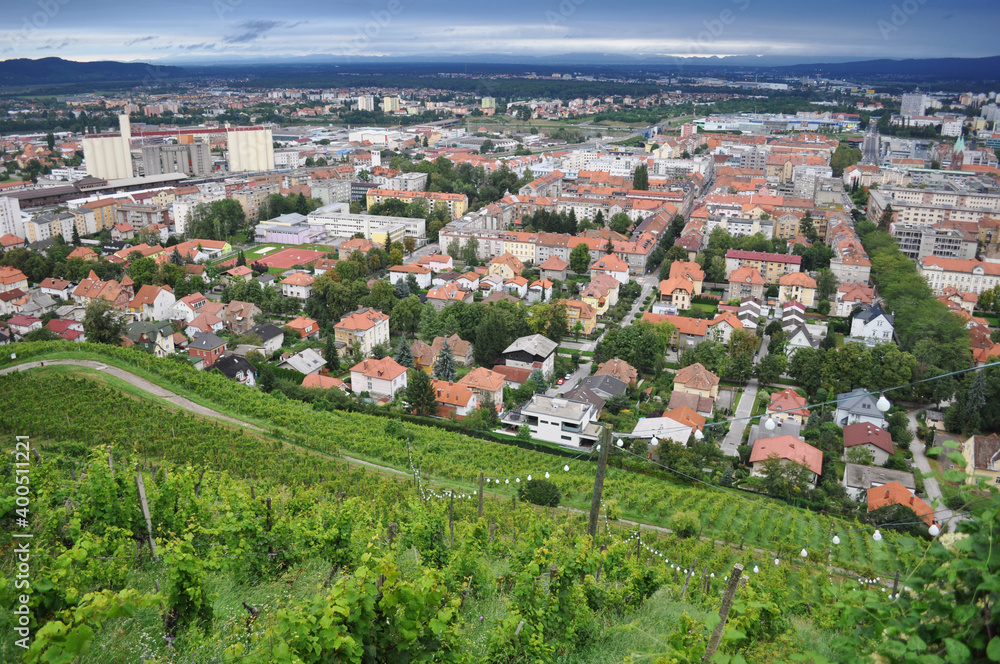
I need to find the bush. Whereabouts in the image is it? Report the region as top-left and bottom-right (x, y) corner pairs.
(517, 478), (561, 507)
(668, 510), (700, 538)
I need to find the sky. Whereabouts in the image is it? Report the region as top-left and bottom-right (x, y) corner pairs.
(2, 0), (998, 64)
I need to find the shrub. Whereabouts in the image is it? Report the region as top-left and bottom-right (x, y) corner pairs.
(517, 478), (561, 507)
(668, 510), (700, 538)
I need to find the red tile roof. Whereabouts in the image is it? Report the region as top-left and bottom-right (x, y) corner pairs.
(750, 435), (822, 475)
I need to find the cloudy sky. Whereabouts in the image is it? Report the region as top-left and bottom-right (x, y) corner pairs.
(2, 0), (997, 63)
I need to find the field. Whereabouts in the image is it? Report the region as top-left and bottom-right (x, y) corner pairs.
(248, 246), (331, 269)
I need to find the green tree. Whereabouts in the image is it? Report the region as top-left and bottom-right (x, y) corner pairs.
(82, 299), (127, 345)
(432, 340), (457, 381)
(569, 243), (591, 274)
(609, 213), (632, 235)
(816, 268), (838, 301)
(632, 163), (649, 190)
(325, 334), (341, 372)
(546, 303), (569, 342)
(71, 224), (81, 246)
(754, 350), (787, 386)
(405, 369), (438, 416)
(517, 478), (561, 506)
(394, 338), (415, 368)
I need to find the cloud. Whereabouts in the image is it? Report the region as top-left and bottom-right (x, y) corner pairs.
(37, 39), (73, 51)
(224, 19), (303, 44)
(125, 35), (157, 46)
(183, 42), (217, 50)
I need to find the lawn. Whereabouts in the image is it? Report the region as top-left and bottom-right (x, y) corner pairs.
(691, 303), (719, 314)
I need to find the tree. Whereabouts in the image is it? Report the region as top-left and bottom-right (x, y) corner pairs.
(609, 213), (632, 236)
(170, 247), (185, 267)
(403, 236), (416, 254)
(371, 343), (389, 360)
(517, 478), (561, 507)
(71, 224), (81, 246)
(433, 340), (457, 381)
(325, 334), (341, 372)
(82, 299), (127, 345)
(816, 268), (838, 301)
(569, 243), (591, 274)
(236, 250), (246, 267)
(460, 237), (480, 267)
(546, 303), (569, 342)
(877, 204), (894, 231)
(394, 338), (414, 368)
(754, 350), (787, 386)
(405, 369), (438, 416)
(632, 163), (649, 191)
(757, 455), (813, 500)
(846, 446), (875, 466)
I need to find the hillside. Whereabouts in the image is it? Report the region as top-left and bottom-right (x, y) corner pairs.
(0, 344), (995, 663)
(0, 57), (186, 87)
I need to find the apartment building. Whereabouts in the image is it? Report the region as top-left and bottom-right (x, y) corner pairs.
(366, 188), (468, 218)
(917, 256), (1000, 295)
(724, 250), (802, 283)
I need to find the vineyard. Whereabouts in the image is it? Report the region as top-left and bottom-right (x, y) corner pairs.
(0, 342), (919, 577)
(0, 346), (978, 662)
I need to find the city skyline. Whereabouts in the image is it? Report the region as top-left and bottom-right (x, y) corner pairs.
(3, 0), (1000, 64)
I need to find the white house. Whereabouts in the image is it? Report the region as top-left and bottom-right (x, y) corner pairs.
(835, 389), (888, 428)
(350, 356), (408, 399)
(277, 348), (325, 375)
(504, 276), (529, 299)
(171, 292), (207, 323)
(850, 305), (894, 344)
(417, 253), (454, 272)
(281, 272), (315, 300)
(249, 324), (284, 355)
(589, 254), (630, 285)
(504, 394), (602, 447)
(127, 285), (176, 322)
(503, 334), (558, 378)
(388, 263), (432, 288)
(456, 271), (480, 291)
(527, 278), (553, 304)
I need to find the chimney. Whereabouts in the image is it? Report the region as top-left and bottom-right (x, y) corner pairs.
(909, 495), (915, 505)
(884, 489), (890, 499)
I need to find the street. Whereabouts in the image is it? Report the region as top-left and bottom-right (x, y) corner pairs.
(904, 408), (957, 532)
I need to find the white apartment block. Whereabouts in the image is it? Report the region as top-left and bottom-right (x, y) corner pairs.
(0, 196), (23, 237)
(917, 257), (1000, 295)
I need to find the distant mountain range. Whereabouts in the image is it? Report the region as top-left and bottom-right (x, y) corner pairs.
(0, 57), (186, 87)
(1, 55), (998, 88)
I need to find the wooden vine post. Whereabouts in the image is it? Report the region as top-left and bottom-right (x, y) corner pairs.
(587, 424), (612, 539)
(702, 563), (744, 663)
(478, 471), (484, 518)
(134, 464), (156, 557)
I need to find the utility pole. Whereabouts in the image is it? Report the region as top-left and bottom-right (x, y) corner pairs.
(587, 425), (612, 539)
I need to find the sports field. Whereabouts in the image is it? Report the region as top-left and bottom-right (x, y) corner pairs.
(251, 247), (329, 269)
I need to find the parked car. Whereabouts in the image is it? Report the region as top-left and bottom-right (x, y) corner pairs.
(557, 378), (565, 385)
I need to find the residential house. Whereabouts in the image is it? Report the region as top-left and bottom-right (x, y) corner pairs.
(726, 266), (766, 302)
(417, 254), (454, 272)
(659, 276), (696, 311)
(431, 334), (473, 366)
(777, 272), (817, 307)
(843, 422), (895, 466)
(8, 315), (41, 337)
(426, 282), (474, 310)
(842, 463), (915, 501)
(491, 364), (534, 388)
(589, 253), (629, 285)
(562, 385), (606, 413)
(66, 246), (98, 262)
(125, 321), (174, 357)
(249, 324), (284, 354)
(410, 339), (436, 373)
(579, 374), (628, 399)
(527, 278), (553, 304)
(850, 305), (894, 344)
(188, 332), (227, 368)
(835, 282), (876, 318)
(456, 271), (481, 291)
(709, 311), (743, 345)
(504, 275), (529, 299)
(0, 289), (26, 316)
(281, 272), (314, 299)
(286, 316), (321, 340)
(457, 367), (507, 409)
(478, 274), (506, 297)
(835, 388), (888, 428)
(867, 481), (935, 526)
(785, 323), (820, 354)
(749, 435), (823, 488)
(214, 355), (257, 387)
(313, 258), (339, 276)
(632, 415), (694, 450)
(488, 252), (524, 280)
(221, 300), (261, 334)
(39, 278), (75, 300)
(302, 374), (348, 391)
(961, 433), (1000, 485)
(669, 261), (705, 293)
(725, 250), (802, 283)
(185, 312), (224, 337)
(0, 267), (29, 293)
(334, 308), (390, 355)
(127, 284), (176, 321)
(171, 292), (208, 323)
(350, 356), (408, 399)
(223, 265), (253, 285)
(737, 298), (762, 331)
(71, 271), (134, 310)
(389, 263), (432, 288)
(595, 358), (638, 385)
(431, 380), (479, 419)
(558, 299), (598, 335)
(45, 318), (86, 342)
(767, 388), (811, 424)
(278, 348), (325, 375)
(673, 363), (720, 399)
(503, 394), (602, 447)
(338, 237), (377, 260)
(539, 256), (569, 281)
(503, 334), (558, 378)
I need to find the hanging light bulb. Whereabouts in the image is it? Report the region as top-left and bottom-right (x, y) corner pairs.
(694, 428), (704, 440)
(764, 417), (776, 431)
(473, 490), (477, 495)
(710, 573), (715, 578)
(527, 474), (532, 481)
(873, 529), (883, 541)
(774, 558), (780, 565)
(545, 472), (550, 478)
(516, 477), (521, 483)
(876, 393), (891, 412)
(832, 535), (841, 545)
(595, 444), (601, 451)
(650, 436), (659, 447)
(800, 548), (808, 558)
(616, 438), (624, 447)
(505, 479), (509, 484)
(563, 464), (570, 472)
(929, 522), (941, 537)
(753, 566), (759, 574)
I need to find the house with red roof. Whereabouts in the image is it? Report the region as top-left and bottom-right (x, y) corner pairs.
(589, 253), (630, 285)
(726, 266), (766, 302)
(350, 356), (408, 399)
(389, 263), (432, 288)
(431, 380), (479, 419)
(750, 435), (823, 487)
(843, 422), (895, 466)
(766, 388), (811, 424)
(302, 374), (348, 392)
(867, 481), (935, 527)
(281, 272), (314, 299)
